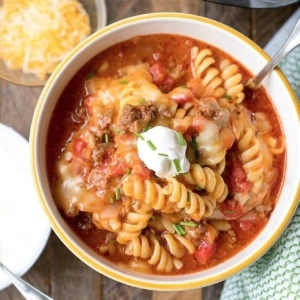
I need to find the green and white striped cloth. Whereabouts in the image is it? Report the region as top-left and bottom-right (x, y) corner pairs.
(220, 46), (300, 300)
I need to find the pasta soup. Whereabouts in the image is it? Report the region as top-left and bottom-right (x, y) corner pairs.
(47, 34), (285, 275)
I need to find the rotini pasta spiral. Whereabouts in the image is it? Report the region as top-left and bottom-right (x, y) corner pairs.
(266, 136), (285, 155)
(210, 173), (228, 202)
(211, 157), (226, 175)
(99, 241), (123, 256)
(238, 127), (265, 194)
(191, 47), (215, 77)
(117, 200), (153, 244)
(171, 102), (195, 131)
(231, 105), (274, 199)
(219, 59), (245, 103)
(125, 234), (174, 272)
(190, 47), (225, 98)
(163, 233), (196, 258)
(125, 234), (152, 258)
(179, 163), (216, 192)
(162, 177), (216, 221)
(179, 164), (228, 202)
(122, 174), (170, 211)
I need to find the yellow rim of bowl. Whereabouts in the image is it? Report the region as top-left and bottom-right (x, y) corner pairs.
(30, 12), (300, 290)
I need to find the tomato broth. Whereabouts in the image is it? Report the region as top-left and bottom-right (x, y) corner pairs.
(47, 34), (285, 275)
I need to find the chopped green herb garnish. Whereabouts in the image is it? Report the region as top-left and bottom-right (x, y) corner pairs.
(173, 224), (186, 235)
(104, 133), (109, 143)
(151, 215), (156, 220)
(181, 85), (188, 89)
(189, 137), (199, 160)
(113, 127), (120, 134)
(108, 239), (116, 244)
(134, 131), (145, 140)
(177, 131), (186, 145)
(85, 70), (97, 80)
(146, 140), (156, 150)
(173, 224), (181, 235)
(189, 136), (198, 150)
(158, 153), (168, 157)
(115, 188), (121, 200)
(178, 225), (186, 235)
(223, 93), (232, 100)
(173, 158), (181, 172)
(179, 221), (197, 228)
(119, 80), (128, 84)
(143, 124), (150, 132)
(126, 168), (131, 176)
(139, 98), (146, 104)
(109, 195), (115, 203)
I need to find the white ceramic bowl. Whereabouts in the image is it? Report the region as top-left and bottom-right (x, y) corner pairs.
(0, 0), (107, 86)
(30, 13), (300, 291)
(0, 123), (51, 291)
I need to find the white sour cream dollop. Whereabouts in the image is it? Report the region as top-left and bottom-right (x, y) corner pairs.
(137, 126), (190, 178)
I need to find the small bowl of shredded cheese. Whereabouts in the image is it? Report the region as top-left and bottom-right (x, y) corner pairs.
(0, 0), (107, 86)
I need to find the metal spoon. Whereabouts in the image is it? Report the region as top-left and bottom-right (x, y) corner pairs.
(0, 261), (53, 300)
(204, 0), (300, 9)
(246, 17), (300, 89)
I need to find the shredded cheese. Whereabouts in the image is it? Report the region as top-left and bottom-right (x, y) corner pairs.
(0, 0), (91, 79)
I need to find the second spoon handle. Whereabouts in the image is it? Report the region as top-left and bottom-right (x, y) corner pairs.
(247, 17), (300, 89)
(0, 261), (53, 300)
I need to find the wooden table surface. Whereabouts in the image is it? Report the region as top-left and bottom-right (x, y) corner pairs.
(0, 1), (299, 299)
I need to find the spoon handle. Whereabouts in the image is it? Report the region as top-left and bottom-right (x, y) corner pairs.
(0, 262), (53, 300)
(247, 17), (300, 89)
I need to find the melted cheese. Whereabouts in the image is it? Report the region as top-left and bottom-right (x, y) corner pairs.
(0, 0), (91, 79)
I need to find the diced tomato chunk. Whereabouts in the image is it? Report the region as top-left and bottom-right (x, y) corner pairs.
(220, 199), (244, 219)
(149, 62), (166, 85)
(169, 87), (194, 104)
(228, 157), (252, 193)
(232, 157), (246, 181)
(236, 180), (253, 193)
(239, 220), (255, 231)
(163, 76), (176, 92)
(72, 138), (87, 159)
(102, 147), (116, 161)
(194, 241), (214, 263)
(132, 162), (152, 180)
(173, 125), (188, 133)
(187, 115), (206, 134)
(149, 62), (175, 92)
(110, 160), (128, 176)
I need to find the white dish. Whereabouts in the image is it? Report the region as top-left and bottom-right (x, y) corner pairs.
(0, 123), (51, 291)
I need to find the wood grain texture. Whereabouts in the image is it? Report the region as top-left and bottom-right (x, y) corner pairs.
(0, 80), (42, 139)
(152, 289), (202, 300)
(50, 233), (102, 300)
(251, 5), (300, 47)
(0, 0), (299, 299)
(200, 2), (252, 37)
